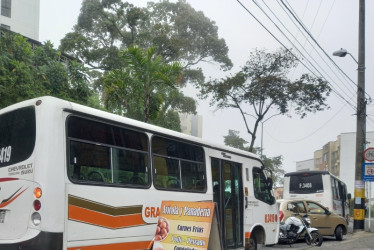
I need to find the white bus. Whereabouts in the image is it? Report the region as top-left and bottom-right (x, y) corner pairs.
(283, 171), (350, 221)
(0, 96), (279, 250)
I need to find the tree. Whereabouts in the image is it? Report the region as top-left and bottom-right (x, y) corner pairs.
(224, 129), (249, 151)
(224, 129), (285, 187)
(201, 48), (332, 152)
(0, 31), (95, 109)
(59, 0), (232, 85)
(102, 46), (193, 130)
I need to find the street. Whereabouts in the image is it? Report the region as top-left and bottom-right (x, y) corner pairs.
(257, 218), (374, 250)
(258, 231), (374, 249)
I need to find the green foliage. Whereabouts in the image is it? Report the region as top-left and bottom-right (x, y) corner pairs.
(201, 48), (332, 152)
(224, 130), (249, 151)
(102, 46), (194, 130)
(0, 31), (95, 109)
(58, 0), (233, 130)
(59, 0), (232, 84)
(223, 129), (285, 187)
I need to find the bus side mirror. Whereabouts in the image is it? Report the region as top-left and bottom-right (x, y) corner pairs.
(266, 177), (273, 190)
(347, 193), (351, 200)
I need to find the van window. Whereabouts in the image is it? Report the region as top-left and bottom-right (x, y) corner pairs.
(289, 174), (324, 194)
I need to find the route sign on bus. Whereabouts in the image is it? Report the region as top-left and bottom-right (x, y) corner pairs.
(363, 163), (374, 182)
(363, 148), (374, 162)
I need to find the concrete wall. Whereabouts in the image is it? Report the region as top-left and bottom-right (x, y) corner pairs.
(0, 0), (40, 40)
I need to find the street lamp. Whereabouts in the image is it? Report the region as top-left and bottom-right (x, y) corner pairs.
(333, 46), (366, 230)
(333, 48), (359, 64)
(333, 21), (366, 233)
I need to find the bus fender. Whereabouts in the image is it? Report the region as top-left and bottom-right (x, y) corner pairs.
(247, 223), (266, 245)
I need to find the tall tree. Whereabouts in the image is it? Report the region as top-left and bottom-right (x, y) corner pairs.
(201, 48), (332, 152)
(224, 129), (285, 187)
(102, 46), (193, 130)
(0, 31), (95, 108)
(59, 0), (232, 85)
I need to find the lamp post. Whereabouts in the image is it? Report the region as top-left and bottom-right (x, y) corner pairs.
(332, 0), (366, 231)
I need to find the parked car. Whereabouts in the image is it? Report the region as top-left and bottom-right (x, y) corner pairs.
(278, 199), (348, 241)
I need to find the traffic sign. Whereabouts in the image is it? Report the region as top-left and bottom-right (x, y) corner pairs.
(363, 163), (374, 181)
(364, 147), (374, 161)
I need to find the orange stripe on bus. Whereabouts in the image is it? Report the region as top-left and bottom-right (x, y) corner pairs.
(68, 205), (146, 229)
(0, 187), (28, 208)
(67, 240), (153, 250)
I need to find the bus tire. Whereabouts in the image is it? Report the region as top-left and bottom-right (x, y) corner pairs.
(249, 234), (257, 250)
(335, 226), (343, 241)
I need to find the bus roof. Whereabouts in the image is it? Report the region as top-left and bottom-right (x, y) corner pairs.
(1, 96), (261, 162)
(284, 170), (330, 177)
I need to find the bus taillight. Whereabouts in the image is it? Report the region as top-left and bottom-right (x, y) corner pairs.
(33, 200), (41, 211)
(279, 210), (284, 222)
(31, 212), (41, 226)
(34, 187), (42, 198)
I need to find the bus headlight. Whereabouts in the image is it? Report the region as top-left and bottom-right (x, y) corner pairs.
(31, 212), (41, 226)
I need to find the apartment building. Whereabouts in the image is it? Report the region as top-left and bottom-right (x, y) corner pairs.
(296, 131), (374, 195)
(0, 0), (40, 40)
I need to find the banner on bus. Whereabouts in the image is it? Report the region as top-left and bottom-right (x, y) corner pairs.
(363, 163), (374, 182)
(152, 200), (221, 250)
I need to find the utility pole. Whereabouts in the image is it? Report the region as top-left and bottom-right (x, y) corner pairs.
(353, 0), (366, 231)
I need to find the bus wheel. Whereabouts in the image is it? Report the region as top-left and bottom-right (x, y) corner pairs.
(249, 234), (257, 250)
(335, 226), (343, 241)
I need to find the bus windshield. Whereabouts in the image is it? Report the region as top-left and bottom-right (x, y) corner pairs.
(0, 106), (36, 167)
(289, 173), (324, 194)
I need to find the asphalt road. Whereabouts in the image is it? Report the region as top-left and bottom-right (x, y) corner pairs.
(258, 232), (373, 249)
(257, 219), (374, 250)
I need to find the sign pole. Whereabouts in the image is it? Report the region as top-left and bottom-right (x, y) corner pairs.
(369, 182), (371, 232)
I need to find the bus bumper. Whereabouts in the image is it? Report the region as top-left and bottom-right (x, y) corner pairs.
(0, 231), (62, 250)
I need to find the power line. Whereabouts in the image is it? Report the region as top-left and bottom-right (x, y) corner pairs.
(265, 100), (354, 144)
(281, 0), (372, 102)
(257, 0), (357, 108)
(239, 0), (356, 110)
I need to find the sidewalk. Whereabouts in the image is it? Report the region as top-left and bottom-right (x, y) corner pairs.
(318, 231), (374, 250)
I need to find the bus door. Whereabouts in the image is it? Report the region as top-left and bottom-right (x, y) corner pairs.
(211, 157), (243, 249)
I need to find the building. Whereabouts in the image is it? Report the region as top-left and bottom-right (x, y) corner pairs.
(179, 114), (203, 138)
(296, 159), (313, 172)
(296, 131), (374, 195)
(0, 0), (40, 40)
(274, 187), (284, 200)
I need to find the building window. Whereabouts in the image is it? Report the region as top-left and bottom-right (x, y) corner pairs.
(1, 24), (10, 30)
(1, 0), (11, 18)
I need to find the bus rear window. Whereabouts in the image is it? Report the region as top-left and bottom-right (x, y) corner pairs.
(289, 174), (324, 194)
(0, 106), (36, 167)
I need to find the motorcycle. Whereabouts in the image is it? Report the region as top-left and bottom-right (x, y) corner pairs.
(279, 213), (323, 247)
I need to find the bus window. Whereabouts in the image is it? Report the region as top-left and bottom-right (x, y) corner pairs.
(152, 136), (206, 192)
(252, 167), (275, 205)
(67, 116), (149, 187)
(289, 173), (323, 194)
(70, 141), (110, 183)
(112, 149), (148, 185)
(0, 106), (35, 167)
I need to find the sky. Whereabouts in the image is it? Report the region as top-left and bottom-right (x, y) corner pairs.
(39, 0), (374, 174)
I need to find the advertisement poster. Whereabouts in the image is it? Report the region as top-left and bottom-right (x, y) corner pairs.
(153, 201), (215, 250)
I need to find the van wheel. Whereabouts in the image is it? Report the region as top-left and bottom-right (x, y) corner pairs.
(249, 234), (257, 250)
(335, 226), (343, 241)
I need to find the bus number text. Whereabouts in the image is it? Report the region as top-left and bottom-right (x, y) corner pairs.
(299, 183), (312, 189)
(264, 214), (277, 223)
(0, 146), (11, 164)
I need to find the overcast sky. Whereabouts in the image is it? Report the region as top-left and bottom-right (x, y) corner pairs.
(39, 0), (374, 173)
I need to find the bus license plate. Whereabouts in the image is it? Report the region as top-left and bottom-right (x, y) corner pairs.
(0, 210), (5, 223)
